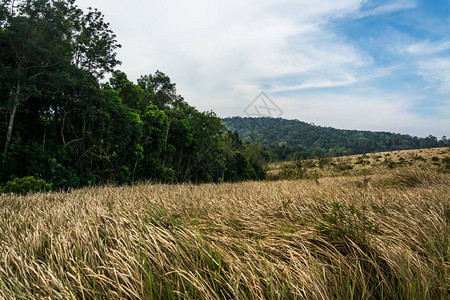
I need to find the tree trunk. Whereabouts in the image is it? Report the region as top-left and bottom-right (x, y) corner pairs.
(3, 104), (18, 155)
(162, 120), (171, 167)
(61, 110), (67, 145)
(3, 82), (21, 155)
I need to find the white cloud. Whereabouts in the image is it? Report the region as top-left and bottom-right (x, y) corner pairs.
(406, 40), (450, 56)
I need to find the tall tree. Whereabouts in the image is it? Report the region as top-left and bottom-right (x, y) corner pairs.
(138, 71), (178, 110)
(0, 0), (120, 155)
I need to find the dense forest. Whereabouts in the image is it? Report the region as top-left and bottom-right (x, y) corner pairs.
(0, 0), (265, 192)
(222, 117), (448, 160)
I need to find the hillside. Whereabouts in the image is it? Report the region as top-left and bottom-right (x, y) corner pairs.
(222, 117), (448, 160)
(267, 146), (450, 180)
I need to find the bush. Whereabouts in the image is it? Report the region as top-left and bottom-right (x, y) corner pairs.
(318, 200), (379, 247)
(318, 156), (331, 168)
(442, 156), (450, 171)
(413, 155), (426, 162)
(279, 159), (305, 180)
(383, 158), (397, 168)
(0, 176), (52, 195)
(162, 167), (176, 183)
(49, 158), (81, 189)
(334, 162), (353, 171)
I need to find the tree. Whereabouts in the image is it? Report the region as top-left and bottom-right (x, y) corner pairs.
(0, 0), (120, 155)
(119, 82), (143, 109)
(109, 70), (129, 90)
(138, 71), (178, 110)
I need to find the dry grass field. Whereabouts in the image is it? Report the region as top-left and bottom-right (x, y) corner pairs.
(267, 147), (450, 179)
(0, 148), (449, 299)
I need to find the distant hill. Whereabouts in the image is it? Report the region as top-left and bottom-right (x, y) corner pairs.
(222, 117), (448, 160)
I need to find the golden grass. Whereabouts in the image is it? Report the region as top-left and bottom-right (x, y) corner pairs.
(0, 166), (449, 299)
(267, 146), (450, 178)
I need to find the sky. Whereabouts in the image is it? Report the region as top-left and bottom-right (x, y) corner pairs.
(75, 0), (450, 138)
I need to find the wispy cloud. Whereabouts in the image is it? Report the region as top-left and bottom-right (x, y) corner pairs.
(416, 58), (450, 92)
(406, 40), (450, 56)
(360, 0), (417, 17)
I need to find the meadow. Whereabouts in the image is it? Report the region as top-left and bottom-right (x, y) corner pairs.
(267, 147), (450, 180)
(0, 148), (449, 299)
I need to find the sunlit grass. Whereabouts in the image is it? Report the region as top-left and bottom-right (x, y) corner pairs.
(0, 166), (449, 299)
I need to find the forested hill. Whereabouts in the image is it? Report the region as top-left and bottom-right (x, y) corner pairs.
(222, 117), (448, 160)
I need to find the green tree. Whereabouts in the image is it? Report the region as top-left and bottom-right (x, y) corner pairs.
(138, 71), (179, 110)
(119, 82), (143, 109)
(109, 70), (129, 90)
(0, 0), (120, 155)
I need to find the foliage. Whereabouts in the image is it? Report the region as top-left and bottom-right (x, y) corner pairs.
(0, 176), (52, 195)
(318, 200), (379, 247)
(279, 158), (305, 180)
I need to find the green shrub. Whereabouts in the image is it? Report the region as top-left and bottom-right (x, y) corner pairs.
(397, 157), (407, 166)
(0, 176), (52, 195)
(356, 156), (370, 165)
(412, 155), (426, 161)
(355, 156), (364, 164)
(162, 167), (176, 183)
(383, 158), (397, 168)
(334, 162), (353, 171)
(49, 158), (81, 189)
(318, 200), (379, 247)
(318, 156), (331, 168)
(442, 156), (450, 171)
(279, 159), (305, 180)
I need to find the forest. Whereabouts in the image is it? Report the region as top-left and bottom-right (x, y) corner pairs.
(223, 117), (448, 160)
(0, 0), (265, 192)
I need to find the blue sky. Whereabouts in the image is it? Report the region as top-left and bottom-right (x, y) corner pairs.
(76, 0), (450, 138)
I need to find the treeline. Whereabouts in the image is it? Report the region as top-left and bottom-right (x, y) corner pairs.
(222, 117), (448, 160)
(0, 0), (264, 192)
